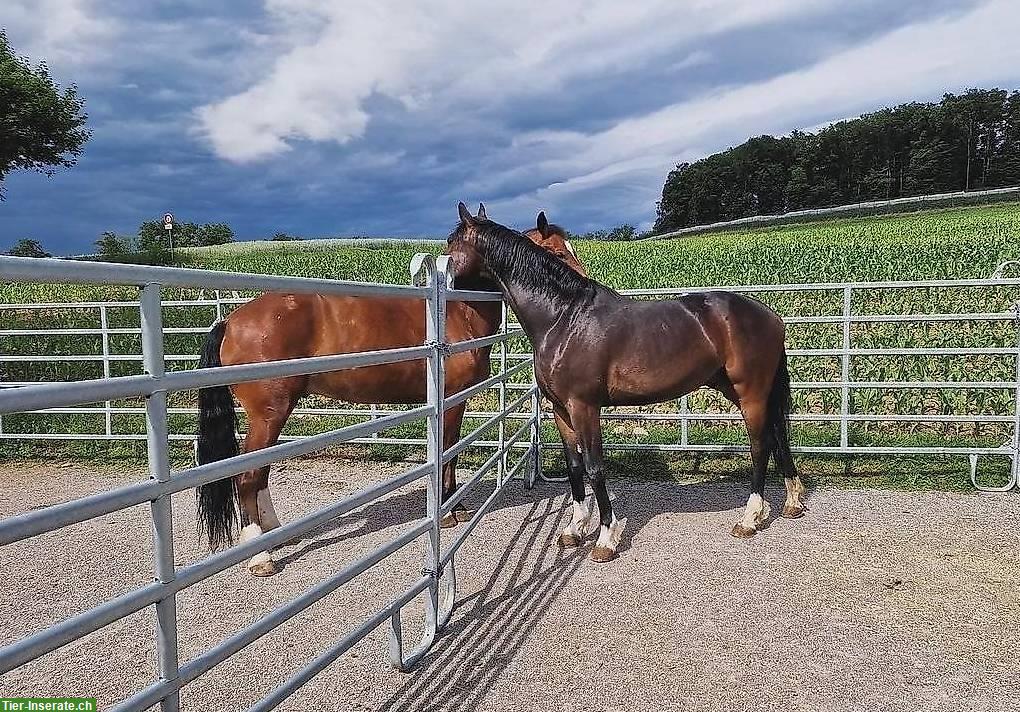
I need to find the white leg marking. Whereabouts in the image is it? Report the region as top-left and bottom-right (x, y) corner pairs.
(240, 522), (273, 567)
(739, 493), (771, 531)
(256, 488), (282, 531)
(595, 513), (626, 552)
(562, 497), (597, 540)
(784, 476), (806, 511)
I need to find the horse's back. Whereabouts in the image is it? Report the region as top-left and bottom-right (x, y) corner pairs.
(220, 292), (497, 405)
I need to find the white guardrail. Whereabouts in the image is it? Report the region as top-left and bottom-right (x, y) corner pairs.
(0, 254), (542, 711)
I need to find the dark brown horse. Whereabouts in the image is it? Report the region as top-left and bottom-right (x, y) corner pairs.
(447, 204), (806, 563)
(194, 204), (585, 576)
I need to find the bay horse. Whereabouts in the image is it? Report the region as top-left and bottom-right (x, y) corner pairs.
(195, 204), (586, 577)
(447, 203), (806, 563)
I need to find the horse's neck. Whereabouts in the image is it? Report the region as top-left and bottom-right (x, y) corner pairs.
(500, 279), (564, 342)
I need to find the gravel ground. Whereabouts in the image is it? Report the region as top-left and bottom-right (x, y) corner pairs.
(1, 458), (1019, 712)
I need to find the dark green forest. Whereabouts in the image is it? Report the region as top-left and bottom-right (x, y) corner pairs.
(654, 88), (1020, 233)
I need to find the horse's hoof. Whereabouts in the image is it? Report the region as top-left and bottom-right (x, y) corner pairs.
(589, 545), (616, 563)
(454, 507), (474, 523)
(558, 532), (581, 548)
(249, 560), (279, 577)
(782, 504), (806, 519)
(731, 524), (758, 539)
(440, 512), (459, 529)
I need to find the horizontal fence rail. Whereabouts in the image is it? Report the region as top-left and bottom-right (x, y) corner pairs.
(0, 254), (540, 711)
(3, 271), (1018, 489)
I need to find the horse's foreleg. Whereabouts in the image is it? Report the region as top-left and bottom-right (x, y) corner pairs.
(440, 404), (470, 529)
(554, 411), (596, 548)
(732, 395), (772, 538)
(569, 403), (624, 563)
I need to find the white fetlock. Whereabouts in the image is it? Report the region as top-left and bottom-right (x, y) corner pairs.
(738, 493), (771, 532)
(590, 514), (626, 562)
(256, 488), (282, 531)
(240, 523), (277, 575)
(596, 514), (626, 551)
(783, 476), (807, 517)
(577, 497), (599, 536)
(248, 549), (274, 568)
(560, 497), (597, 546)
(561, 497), (595, 539)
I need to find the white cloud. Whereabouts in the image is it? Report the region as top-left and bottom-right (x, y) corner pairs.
(2, 0), (118, 66)
(196, 0), (833, 163)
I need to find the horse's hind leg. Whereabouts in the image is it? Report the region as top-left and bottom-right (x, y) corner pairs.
(709, 370), (772, 536)
(731, 393), (772, 538)
(234, 384), (298, 576)
(553, 411), (596, 548)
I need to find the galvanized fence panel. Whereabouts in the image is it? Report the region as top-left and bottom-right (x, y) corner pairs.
(3, 272), (1019, 490)
(0, 254), (539, 711)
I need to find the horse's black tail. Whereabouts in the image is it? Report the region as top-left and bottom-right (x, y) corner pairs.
(196, 320), (240, 550)
(766, 351), (798, 478)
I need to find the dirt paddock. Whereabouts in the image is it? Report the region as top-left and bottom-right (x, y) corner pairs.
(1, 458), (1019, 712)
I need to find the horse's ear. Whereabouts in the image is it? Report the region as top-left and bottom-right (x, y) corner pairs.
(477, 203), (487, 220)
(458, 201), (474, 225)
(536, 211), (551, 239)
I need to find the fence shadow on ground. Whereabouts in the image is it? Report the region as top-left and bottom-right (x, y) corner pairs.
(373, 488), (586, 712)
(341, 452), (815, 711)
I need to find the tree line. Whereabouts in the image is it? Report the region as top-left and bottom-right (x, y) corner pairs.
(654, 87), (1020, 233)
(4, 224), (309, 258)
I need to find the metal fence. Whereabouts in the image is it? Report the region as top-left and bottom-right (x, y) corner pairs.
(4, 272), (1019, 491)
(0, 254), (541, 711)
(593, 277), (1020, 493)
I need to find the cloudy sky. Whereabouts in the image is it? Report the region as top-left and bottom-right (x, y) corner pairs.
(2, 0), (1019, 254)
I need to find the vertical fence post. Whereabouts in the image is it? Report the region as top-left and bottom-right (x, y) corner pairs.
(140, 283), (181, 712)
(1012, 300), (1020, 490)
(679, 394), (689, 448)
(430, 256), (449, 583)
(100, 305), (112, 437)
(528, 375), (542, 489)
(840, 286), (852, 450)
(497, 303), (508, 482)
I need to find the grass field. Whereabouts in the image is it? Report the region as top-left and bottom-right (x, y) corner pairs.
(2, 203), (1019, 488)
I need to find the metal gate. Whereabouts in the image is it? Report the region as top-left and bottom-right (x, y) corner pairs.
(0, 254), (541, 711)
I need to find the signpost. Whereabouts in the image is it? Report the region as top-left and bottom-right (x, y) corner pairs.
(164, 213), (174, 262)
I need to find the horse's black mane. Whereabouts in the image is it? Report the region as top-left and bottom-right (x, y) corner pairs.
(452, 220), (598, 302)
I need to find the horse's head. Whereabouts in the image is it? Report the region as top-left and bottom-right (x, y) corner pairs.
(522, 212), (587, 277)
(447, 202), (587, 287)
